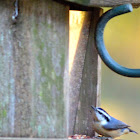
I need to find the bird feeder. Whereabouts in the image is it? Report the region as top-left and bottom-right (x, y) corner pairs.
(0, 0), (139, 139)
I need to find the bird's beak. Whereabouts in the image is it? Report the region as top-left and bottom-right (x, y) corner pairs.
(91, 105), (96, 111)
(91, 105), (98, 121)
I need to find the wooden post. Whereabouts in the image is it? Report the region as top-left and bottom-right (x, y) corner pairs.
(0, 0), (103, 138)
(69, 8), (102, 136)
(0, 0), (69, 138)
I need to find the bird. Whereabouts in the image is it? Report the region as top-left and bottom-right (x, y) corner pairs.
(91, 106), (137, 139)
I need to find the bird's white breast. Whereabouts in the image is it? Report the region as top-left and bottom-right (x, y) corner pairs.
(93, 121), (129, 138)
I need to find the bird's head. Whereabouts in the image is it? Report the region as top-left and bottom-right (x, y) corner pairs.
(91, 106), (111, 122)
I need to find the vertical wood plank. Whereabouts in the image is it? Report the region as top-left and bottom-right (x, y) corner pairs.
(69, 11), (92, 135)
(0, 0), (69, 138)
(69, 8), (102, 136)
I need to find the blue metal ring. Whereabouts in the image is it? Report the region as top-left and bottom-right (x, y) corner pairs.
(95, 3), (140, 77)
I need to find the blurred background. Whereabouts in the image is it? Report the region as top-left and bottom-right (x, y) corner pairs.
(101, 7), (140, 140)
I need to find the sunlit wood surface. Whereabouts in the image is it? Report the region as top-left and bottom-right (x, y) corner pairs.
(69, 8), (102, 136)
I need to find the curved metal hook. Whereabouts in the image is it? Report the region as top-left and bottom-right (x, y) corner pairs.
(95, 3), (140, 77)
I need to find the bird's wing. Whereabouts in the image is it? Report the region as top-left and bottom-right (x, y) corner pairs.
(103, 117), (130, 130)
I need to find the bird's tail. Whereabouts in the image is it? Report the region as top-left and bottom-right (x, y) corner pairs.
(129, 128), (138, 134)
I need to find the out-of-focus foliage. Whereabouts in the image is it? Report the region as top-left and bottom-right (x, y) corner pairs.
(101, 8), (140, 140)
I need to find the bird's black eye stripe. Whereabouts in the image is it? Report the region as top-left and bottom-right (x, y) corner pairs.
(97, 110), (110, 122)
(98, 112), (102, 115)
(99, 112), (110, 122)
(104, 115), (110, 122)
(98, 108), (109, 115)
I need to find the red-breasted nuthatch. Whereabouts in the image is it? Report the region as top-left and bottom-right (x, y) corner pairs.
(91, 106), (137, 139)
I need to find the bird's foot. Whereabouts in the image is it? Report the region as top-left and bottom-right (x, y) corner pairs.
(95, 135), (112, 140)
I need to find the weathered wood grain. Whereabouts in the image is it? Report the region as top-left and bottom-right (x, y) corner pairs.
(0, 0), (102, 138)
(0, 0), (69, 138)
(69, 8), (102, 136)
(64, 0), (140, 7)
